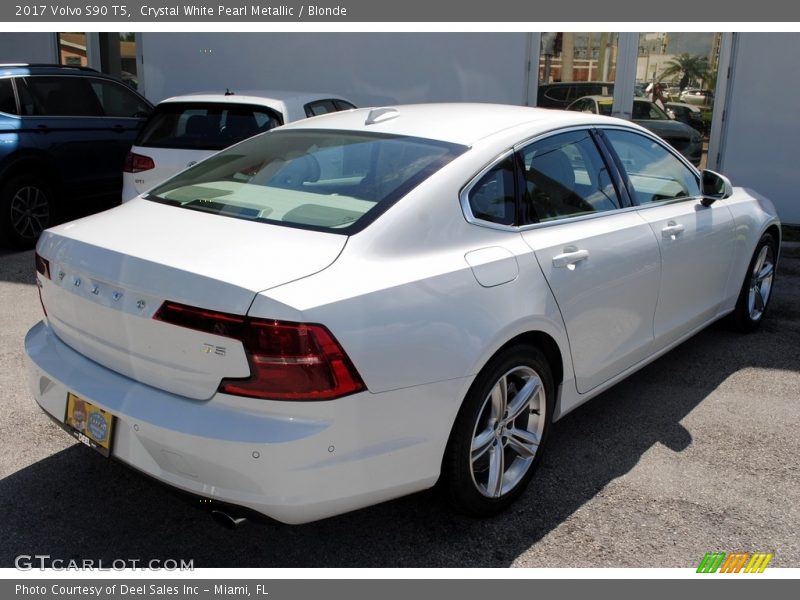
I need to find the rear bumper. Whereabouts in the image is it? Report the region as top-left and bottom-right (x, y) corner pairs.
(25, 321), (467, 524)
(121, 175), (140, 203)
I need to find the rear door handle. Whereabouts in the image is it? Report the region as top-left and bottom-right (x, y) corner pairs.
(661, 222), (685, 240)
(552, 248), (589, 268)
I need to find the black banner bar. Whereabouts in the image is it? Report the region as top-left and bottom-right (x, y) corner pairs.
(1, 0), (799, 22)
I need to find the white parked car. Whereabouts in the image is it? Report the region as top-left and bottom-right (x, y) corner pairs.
(121, 90), (356, 201)
(27, 104), (780, 524)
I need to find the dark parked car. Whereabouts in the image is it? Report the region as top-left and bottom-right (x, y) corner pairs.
(0, 64), (152, 248)
(536, 81), (616, 109)
(567, 96), (703, 166)
(665, 101), (706, 135)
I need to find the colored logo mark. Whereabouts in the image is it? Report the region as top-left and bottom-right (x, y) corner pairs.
(87, 412), (108, 441)
(697, 552), (773, 573)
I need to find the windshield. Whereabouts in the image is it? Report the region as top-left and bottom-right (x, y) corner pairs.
(146, 129), (466, 234)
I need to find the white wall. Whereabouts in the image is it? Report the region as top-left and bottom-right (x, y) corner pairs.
(719, 33), (800, 224)
(0, 33), (56, 63)
(139, 32), (530, 107)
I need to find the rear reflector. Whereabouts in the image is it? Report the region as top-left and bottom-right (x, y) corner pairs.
(154, 301), (365, 401)
(123, 152), (155, 173)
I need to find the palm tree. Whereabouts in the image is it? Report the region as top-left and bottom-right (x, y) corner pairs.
(659, 54), (710, 92)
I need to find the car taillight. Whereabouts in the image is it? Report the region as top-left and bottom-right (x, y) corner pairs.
(35, 252), (50, 316)
(154, 301), (365, 401)
(35, 252), (50, 279)
(123, 152), (155, 173)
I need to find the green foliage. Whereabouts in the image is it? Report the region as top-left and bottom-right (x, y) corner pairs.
(659, 54), (711, 92)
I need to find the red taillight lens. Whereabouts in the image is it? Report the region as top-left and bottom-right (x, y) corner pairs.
(123, 152), (155, 173)
(154, 301), (365, 401)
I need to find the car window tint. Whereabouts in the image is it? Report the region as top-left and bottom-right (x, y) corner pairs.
(18, 76), (103, 117)
(334, 100), (357, 111)
(519, 130), (620, 223)
(468, 157), (516, 226)
(137, 102), (281, 151)
(89, 79), (150, 118)
(305, 100), (339, 118)
(147, 130), (465, 234)
(0, 78), (17, 115)
(544, 87), (568, 102)
(604, 129), (700, 204)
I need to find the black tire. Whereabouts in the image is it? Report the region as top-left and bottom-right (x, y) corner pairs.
(442, 344), (554, 517)
(0, 173), (55, 249)
(729, 232), (777, 332)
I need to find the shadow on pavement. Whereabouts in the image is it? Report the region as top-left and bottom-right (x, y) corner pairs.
(1, 259), (798, 568)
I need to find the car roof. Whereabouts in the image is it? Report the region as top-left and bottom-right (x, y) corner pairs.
(279, 102), (633, 146)
(1, 63), (115, 79)
(158, 90), (350, 106)
(538, 81), (615, 87)
(580, 95), (652, 104)
(665, 101), (700, 110)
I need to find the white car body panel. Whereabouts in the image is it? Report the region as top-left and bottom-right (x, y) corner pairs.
(521, 211), (661, 394)
(26, 104), (781, 523)
(636, 198), (736, 347)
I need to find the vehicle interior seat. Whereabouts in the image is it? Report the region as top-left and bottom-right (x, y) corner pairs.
(526, 148), (593, 220)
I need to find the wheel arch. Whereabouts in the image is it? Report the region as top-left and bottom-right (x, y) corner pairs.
(490, 330), (565, 394)
(764, 223), (781, 253)
(0, 154), (62, 191)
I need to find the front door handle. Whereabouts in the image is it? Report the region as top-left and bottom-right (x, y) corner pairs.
(661, 222), (685, 240)
(552, 248), (589, 269)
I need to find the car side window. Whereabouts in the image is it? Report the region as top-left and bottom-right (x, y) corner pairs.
(0, 78), (17, 115)
(518, 130), (621, 223)
(603, 129), (700, 204)
(334, 100), (357, 111)
(467, 156), (516, 226)
(18, 76), (103, 117)
(89, 79), (150, 118)
(305, 100), (339, 118)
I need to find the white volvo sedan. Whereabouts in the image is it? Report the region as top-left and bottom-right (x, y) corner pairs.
(26, 104), (780, 524)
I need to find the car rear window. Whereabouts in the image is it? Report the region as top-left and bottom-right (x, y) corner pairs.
(136, 102), (282, 151)
(146, 129), (466, 234)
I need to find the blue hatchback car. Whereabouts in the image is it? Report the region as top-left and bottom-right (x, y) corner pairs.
(0, 64), (152, 248)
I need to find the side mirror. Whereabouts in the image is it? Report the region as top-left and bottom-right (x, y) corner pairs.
(700, 170), (733, 206)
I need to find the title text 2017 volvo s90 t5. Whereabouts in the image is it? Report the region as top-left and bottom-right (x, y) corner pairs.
(26, 104), (780, 524)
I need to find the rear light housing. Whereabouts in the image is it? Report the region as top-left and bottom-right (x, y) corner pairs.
(34, 252), (50, 316)
(154, 301), (365, 401)
(35, 252), (50, 280)
(123, 152), (155, 173)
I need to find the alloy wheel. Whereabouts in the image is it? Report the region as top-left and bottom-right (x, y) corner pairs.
(469, 365), (546, 498)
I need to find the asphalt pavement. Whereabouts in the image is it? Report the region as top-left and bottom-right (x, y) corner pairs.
(1, 246), (798, 568)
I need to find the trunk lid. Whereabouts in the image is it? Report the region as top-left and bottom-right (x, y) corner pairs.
(37, 199), (346, 400)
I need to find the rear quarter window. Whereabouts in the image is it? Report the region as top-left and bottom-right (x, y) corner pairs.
(17, 76), (103, 117)
(0, 78), (17, 115)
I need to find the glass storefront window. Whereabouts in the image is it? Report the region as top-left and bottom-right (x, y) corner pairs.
(637, 32), (721, 168)
(536, 33), (619, 110)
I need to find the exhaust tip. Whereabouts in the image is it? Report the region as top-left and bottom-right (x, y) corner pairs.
(211, 509), (247, 529)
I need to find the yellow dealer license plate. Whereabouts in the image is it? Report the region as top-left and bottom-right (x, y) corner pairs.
(64, 393), (114, 457)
